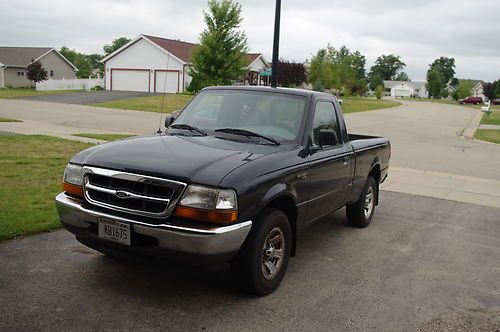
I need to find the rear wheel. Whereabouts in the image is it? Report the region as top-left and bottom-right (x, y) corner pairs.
(346, 176), (377, 228)
(231, 208), (291, 295)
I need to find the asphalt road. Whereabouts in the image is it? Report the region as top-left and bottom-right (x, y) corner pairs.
(1, 192), (499, 331)
(18, 91), (154, 105)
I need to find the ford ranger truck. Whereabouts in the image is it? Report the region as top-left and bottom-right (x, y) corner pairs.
(56, 86), (391, 295)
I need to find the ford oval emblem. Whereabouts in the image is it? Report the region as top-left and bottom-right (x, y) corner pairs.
(115, 191), (130, 199)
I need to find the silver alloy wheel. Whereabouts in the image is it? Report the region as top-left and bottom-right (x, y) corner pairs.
(261, 227), (285, 280)
(364, 186), (374, 219)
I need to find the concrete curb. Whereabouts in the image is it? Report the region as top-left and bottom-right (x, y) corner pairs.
(459, 109), (482, 139)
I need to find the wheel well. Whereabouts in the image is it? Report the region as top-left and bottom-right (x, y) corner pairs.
(369, 164), (381, 204)
(369, 164), (381, 184)
(268, 196), (297, 257)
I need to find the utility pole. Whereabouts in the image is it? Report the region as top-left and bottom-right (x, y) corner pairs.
(270, 0), (281, 88)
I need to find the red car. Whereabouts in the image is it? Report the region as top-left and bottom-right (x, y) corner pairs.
(459, 97), (483, 105)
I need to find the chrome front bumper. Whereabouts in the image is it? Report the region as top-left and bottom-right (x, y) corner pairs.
(55, 193), (252, 257)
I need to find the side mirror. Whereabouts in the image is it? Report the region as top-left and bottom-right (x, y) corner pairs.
(164, 115), (175, 128)
(318, 129), (339, 147)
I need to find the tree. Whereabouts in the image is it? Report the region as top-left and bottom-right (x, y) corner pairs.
(426, 57), (456, 98)
(103, 37), (131, 56)
(426, 68), (443, 99)
(88, 53), (104, 75)
(452, 80), (473, 100)
(277, 59), (306, 87)
(369, 74), (383, 91)
(441, 88), (450, 99)
(494, 80), (500, 98)
(483, 81), (497, 100)
(374, 85), (384, 99)
(429, 57), (455, 85)
(59, 46), (93, 78)
(394, 72), (410, 81)
(188, 0), (248, 92)
(308, 45), (367, 95)
(369, 54), (406, 80)
(26, 60), (47, 83)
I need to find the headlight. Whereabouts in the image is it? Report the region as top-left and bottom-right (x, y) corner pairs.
(174, 185), (238, 223)
(179, 185), (237, 210)
(63, 163), (83, 186)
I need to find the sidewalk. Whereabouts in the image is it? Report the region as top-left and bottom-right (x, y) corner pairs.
(381, 166), (500, 208)
(478, 124), (500, 130)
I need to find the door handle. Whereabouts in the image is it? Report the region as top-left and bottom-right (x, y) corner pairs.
(343, 156), (349, 165)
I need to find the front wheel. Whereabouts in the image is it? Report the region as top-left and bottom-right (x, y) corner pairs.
(231, 208), (291, 295)
(346, 176), (377, 228)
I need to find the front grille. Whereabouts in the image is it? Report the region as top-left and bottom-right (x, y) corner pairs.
(83, 167), (186, 218)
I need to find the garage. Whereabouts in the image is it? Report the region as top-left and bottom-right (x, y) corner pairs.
(110, 69), (150, 92)
(154, 70), (180, 93)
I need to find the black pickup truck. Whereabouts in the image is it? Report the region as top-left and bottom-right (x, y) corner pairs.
(56, 86), (390, 295)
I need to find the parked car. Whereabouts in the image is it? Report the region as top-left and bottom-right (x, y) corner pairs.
(55, 86), (391, 295)
(490, 99), (500, 105)
(459, 97), (483, 105)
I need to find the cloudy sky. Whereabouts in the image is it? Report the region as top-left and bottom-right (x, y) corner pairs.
(2, 0), (499, 81)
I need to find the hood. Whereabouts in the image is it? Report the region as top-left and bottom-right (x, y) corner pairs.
(71, 134), (282, 187)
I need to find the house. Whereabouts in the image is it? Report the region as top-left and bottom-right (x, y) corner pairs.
(0, 47), (77, 88)
(383, 80), (428, 98)
(470, 80), (486, 101)
(101, 34), (270, 93)
(446, 79), (486, 101)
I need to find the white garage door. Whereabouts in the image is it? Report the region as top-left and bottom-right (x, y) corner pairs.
(111, 69), (150, 92)
(155, 71), (179, 93)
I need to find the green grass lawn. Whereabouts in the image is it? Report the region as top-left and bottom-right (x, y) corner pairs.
(474, 129), (500, 144)
(92, 94), (193, 113)
(0, 135), (93, 241)
(73, 133), (135, 141)
(0, 88), (81, 99)
(341, 97), (401, 114)
(92, 93), (400, 114)
(480, 111), (500, 126)
(0, 117), (22, 122)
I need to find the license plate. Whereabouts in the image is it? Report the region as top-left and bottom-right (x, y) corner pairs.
(98, 218), (131, 246)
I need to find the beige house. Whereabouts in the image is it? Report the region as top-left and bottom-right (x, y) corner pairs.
(0, 47), (77, 88)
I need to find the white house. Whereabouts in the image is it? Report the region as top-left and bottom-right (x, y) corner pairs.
(101, 34), (269, 93)
(471, 81), (486, 101)
(383, 80), (428, 98)
(446, 79), (486, 101)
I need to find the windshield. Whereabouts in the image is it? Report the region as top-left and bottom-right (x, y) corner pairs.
(172, 90), (307, 144)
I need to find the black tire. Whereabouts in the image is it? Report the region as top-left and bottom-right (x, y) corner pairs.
(231, 208), (292, 295)
(346, 176), (377, 228)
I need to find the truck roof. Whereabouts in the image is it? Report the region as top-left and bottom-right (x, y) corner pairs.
(202, 85), (335, 99)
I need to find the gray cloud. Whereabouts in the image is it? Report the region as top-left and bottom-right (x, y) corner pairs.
(1, 0), (498, 81)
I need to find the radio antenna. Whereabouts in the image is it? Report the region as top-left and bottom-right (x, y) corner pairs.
(157, 53), (172, 134)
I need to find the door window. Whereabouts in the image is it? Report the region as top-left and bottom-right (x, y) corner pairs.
(312, 102), (342, 146)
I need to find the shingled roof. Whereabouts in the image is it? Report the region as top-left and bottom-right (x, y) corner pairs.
(143, 35), (198, 63)
(0, 47), (53, 67)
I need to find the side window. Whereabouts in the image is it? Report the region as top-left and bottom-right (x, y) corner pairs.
(312, 101), (342, 146)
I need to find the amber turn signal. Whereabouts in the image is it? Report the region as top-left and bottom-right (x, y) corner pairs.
(63, 182), (84, 198)
(173, 206), (238, 223)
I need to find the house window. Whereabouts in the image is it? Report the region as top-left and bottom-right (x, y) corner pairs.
(50, 70), (54, 77)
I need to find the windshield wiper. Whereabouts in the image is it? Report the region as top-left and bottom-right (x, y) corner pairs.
(169, 124), (206, 136)
(214, 128), (280, 145)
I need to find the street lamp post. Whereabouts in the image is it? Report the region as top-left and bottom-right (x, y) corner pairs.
(270, 0), (281, 88)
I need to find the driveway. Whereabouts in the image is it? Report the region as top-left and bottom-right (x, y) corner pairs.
(17, 90), (154, 105)
(1, 192), (499, 331)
